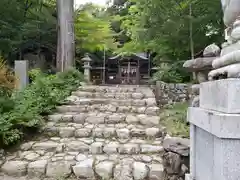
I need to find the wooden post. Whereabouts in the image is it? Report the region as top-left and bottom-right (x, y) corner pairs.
(15, 60), (29, 90)
(57, 0), (75, 72)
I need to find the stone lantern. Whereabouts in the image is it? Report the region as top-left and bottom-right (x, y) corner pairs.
(82, 54), (92, 83)
(183, 44), (220, 107)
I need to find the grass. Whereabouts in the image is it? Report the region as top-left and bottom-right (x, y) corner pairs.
(159, 102), (189, 138)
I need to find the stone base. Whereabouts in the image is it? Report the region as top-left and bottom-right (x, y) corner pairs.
(200, 79), (240, 113)
(188, 107), (240, 180)
(188, 107), (240, 138)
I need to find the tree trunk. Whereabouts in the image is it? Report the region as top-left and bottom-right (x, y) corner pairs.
(56, 0), (75, 72)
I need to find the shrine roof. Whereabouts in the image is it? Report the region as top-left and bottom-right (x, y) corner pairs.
(109, 52), (148, 61)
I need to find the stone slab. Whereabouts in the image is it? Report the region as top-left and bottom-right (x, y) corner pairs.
(188, 107), (240, 139)
(200, 79), (240, 113)
(191, 125), (240, 180)
(15, 60), (29, 90)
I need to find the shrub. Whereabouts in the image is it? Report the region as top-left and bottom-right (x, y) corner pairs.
(0, 68), (84, 147)
(159, 102), (189, 138)
(0, 57), (15, 114)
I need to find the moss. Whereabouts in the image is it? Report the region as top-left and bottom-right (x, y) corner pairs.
(159, 102), (189, 138)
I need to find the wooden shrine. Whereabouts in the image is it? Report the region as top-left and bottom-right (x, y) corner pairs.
(88, 53), (153, 85)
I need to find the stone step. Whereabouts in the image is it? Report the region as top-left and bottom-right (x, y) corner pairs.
(56, 103), (159, 115)
(15, 137), (163, 155)
(44, 122), (165, 139)
(48, 112), (160, 127)
(63, 96), (157, 108)
(78, 85), (154, 94)
(1, 153), (163, 179)
(72, 90), (150, 100)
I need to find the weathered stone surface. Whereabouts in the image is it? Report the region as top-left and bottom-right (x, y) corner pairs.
(138, 115), (160, 126)
(76, 154), (88, 162)
(62, 114), (73, 122)
(67, 141), (89, 152)
(48, 114), (62, 122)
(162, 152), (182, 174)
(132, 93), (144, 99)
(114, 162), (133, 180)
(131, 128), (145, 137)
(73, 113), (86, 124)
(91, 142), (103, 154)
(93, 128), (104, 137)
(209, 63), (240, 80)
(103, 127), (116, 138)
(59, 127), (75, 138)
(200, 79), (240, 113)
(163, 137), (190, 156)
(85, 114), (105, 124)
(1, 161), (29, 176)
(146, 98), (157, 107)
(119, 144), (140, 154)
(24, 152), (40, 161)
(95, 161), (114, 179)
(183, 57), (215, 71)
(46, 161), (72, 177)
(126, 115), (139, 124)
(73, 158), (94, 178)
(75, 128), (91, 137)
(20, 142), (35, 151)
(146, 128), (160, 137)
(116, 128), (130, 139)
(191, 84), (200, 95)
(141, 145), (164, 153)
(145, 107), (159, 116)
(32, 141), (59, 151)
(203, 43), (220, 57)
(28, 160), (48, 177)
(107, 114), (125, 123)
(133, 162), (149, 180)
(149, 164), (164, 180)
(103, 142), (119, 154)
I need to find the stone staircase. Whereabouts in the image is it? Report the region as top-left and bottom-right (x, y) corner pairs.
(0, 85), (165, 180)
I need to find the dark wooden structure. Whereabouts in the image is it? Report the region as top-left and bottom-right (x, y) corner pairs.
(90, 53), (153, 85)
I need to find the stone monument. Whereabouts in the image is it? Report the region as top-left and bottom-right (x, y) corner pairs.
(186, 1), (240, 180)
(208, 0), (240, 80)
(15, 60), (29, 90)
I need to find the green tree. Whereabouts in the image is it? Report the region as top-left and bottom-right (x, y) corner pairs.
(115, 0), (224, 82)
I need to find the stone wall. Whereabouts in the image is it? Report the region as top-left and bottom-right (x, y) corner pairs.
(162, 136), (190, 180)
(154, 81), (190, 106)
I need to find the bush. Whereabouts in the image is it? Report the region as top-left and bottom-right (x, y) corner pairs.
(0, 68), (84, 148)
(0, 57), (15, 114)
(159, 102), (189, 138)
(151, 61), (191, 83)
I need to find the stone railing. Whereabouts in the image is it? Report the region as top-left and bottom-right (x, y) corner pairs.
(154, 81), (190, 107)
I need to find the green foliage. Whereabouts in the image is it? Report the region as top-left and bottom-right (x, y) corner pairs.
(152, 68), (183, 83)
(108, 0), (224, 81)
(75, 4), (118, 54)
(0, 69), (83, 147)
(0, 0), (57, 61)
(152, 61), (191, 83)
(160, 102), (189, 138)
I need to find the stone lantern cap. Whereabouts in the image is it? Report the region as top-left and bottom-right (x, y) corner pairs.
(203, 43), (221, 57)
(82, 54), (92, 62)
(183, 57), (216, 72)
